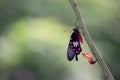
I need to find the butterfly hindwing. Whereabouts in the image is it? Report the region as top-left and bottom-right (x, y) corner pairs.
(67, 44), (75, 61)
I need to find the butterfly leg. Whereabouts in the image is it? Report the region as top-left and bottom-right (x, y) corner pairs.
(75, 54), (78, 61)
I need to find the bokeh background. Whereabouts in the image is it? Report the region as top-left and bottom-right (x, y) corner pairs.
(0, 0), (120, 80)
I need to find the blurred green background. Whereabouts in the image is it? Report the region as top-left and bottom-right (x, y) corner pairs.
(0, 0), (120, 80)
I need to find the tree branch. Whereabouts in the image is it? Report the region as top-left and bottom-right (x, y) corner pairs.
(69, 0), (114, 80)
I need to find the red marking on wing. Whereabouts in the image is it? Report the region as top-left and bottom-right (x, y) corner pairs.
(78, 34), (83, 43)
(70, 42), (72, 44)
(76, 51), (79, 53)
(78, 48), (80, 51)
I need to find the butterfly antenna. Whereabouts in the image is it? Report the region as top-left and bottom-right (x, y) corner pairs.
(63, 30), (72, 33)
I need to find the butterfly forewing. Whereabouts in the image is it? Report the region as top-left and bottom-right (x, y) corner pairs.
(67, 30), (82, 61)
(70, 32), (82, 54)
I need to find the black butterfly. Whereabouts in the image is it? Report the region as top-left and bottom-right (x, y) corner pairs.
(67, 28), (83, 61)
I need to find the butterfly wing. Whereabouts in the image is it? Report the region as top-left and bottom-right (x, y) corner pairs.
(67, 44), (75, 61)
(67, 32), (82, 61)
(70, 32), (82, 54)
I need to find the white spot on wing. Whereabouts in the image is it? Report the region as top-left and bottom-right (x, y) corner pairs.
(73, 41), (79, 47)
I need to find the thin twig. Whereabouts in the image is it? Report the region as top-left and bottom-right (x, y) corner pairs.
(69, 0), (114, 80)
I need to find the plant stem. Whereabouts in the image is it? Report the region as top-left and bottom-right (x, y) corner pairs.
(69, 0), (114, 80)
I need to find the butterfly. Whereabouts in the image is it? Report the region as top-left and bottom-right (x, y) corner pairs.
(67, 28), (83, 61)
(82, 52), (96, 65)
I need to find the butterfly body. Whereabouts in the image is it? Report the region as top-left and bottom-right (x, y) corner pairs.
(67, 28), (83, 61)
